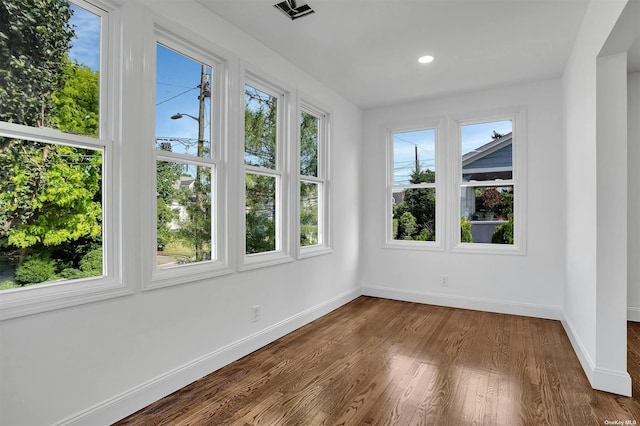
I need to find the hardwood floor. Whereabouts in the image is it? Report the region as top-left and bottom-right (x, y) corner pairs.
(115, 297), (640, 425)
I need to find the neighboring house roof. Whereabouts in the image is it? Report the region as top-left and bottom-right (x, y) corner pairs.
(462, 132), (512, 181)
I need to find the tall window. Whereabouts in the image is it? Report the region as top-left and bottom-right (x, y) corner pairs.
(0, 1), (105, 290)
(0, 0), (126, 318)
(299, 105), (328, 253)
(388, 127), (440, 246)
(154, 42), (219, 273)
(458, 119), (516, 246)
(244, 80), (285, 258)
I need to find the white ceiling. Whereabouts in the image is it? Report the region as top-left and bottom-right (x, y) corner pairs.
(197, 0), (591, 109)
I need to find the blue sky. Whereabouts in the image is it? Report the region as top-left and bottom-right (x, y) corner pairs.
(68, 4), (100, 70)
(155, 44), (212, 156)
(393, 129), (435, 185)
(461, 120), (512, 156)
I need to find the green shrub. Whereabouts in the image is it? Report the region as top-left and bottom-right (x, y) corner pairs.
(491, 218), (514, 244)
(59, 268), (85, 280)
(15, 255), (56, 285)
(414, 228), (434, 241)
(80, 247), (103, 276)
(397, 212), (418, 239)
(460, 218), (473, 243)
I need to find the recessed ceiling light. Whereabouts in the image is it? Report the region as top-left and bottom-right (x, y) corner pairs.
(418, 55), (434, 64)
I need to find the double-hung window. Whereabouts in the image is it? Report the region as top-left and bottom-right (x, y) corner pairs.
(298, 103), (330, 257)
(454, 111), (526, 252)
(150, 32), (229, 288)
(242, 75), (291, 268)
(387, 123), (443, 249)
(0, 0), (126, 319)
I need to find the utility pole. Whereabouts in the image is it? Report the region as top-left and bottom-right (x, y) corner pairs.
(197, 65), (206, 159)
(195, 64), (207, 261)
(414, 144), (419, 173)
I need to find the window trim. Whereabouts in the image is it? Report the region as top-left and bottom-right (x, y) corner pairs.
(448, 107), (527, 255)
(0, 0), (130, 320)
(144, 26), (232, 291)
(384, 119), (446, 251)
(239, 69), (294, 271)
(297, 99), (332, 259)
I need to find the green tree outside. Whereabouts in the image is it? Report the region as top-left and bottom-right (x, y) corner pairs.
(300, 111), (320, 246)
(393, 168), (436, 241)
(245, 173), (276, 254)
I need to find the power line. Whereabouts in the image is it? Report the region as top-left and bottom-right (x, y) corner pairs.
(156, 86), (198, 106)
(394, 135), (435, 157)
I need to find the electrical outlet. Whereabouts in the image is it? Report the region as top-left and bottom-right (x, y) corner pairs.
(440, 275), (448, 286)
(252, 305), (261, 322)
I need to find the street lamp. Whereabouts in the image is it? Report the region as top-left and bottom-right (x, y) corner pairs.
(170, 112), (198, 121)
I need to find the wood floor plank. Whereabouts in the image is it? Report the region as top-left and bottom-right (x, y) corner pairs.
(114, 297), (640, 426)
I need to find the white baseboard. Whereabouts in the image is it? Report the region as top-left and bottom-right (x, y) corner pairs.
(593, 367), (632, 396)
(56, 287), (361, 426)
(629, 307), (640, 322)
(561, 316), (632, 397)
(561, 316), (596, 385)
(361, 285), (562, 320)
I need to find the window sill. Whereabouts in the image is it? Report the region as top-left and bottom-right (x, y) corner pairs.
(239, 251), (294, 272)
(450, 242), (526, 255)
(298, 245), (333, 259)
(147, 261), (233, 290)
(383, 240), (444, 251)
(0, 277), (133, 321)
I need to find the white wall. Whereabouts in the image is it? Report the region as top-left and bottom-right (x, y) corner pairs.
(562, 0), (631, 396)
(629, 71), (640, 321)
(0, 1), (362, 425)
(360, 79), (566, 318)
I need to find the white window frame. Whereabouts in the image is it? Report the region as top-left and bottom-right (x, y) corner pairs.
(449, 107), (527, 255)
(144, 26), (231, 290)
(0, 0), (130, 320)
(297, 100), (332, 258)
(384, 120), (445, 251)
(240, 69), (293, 271)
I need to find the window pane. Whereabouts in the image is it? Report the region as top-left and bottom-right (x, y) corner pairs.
(461, 121), (512, 181)
(246, 173), (277, 254)
(156, 160), (212, 267)
(392, 129), (435, 185)
(245, 85), (277, 169)
(460, 185), (514, 244)
(0, 138), (103, 290)
(0, 2), (101, 136)
(300, 112), (319, 177)
(300, 181), (319, 246)
(392, 187), (436, 241)
(156, 44), (212, 158)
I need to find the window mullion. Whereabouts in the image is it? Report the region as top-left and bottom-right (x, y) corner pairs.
(157, 151), (217, 168)
(300, 175), (323, 184)
(461, 179), (515, 188)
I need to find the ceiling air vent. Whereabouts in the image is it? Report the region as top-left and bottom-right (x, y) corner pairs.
(274, 0), (315, 20)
